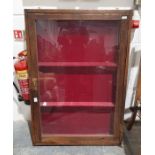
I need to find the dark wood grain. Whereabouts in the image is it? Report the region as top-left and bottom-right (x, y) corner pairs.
(25, 9), (133, 145)
(25, 9), (132, 20)
(38, 136), (120, 146)
(25, 10), (42, 144)
(113, 16), (132, 144)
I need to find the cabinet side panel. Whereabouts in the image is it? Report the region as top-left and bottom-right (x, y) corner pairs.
(113, 12), (132, 143)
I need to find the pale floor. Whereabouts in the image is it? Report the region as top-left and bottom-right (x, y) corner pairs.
(13, 120), (126, 155)
(124, 122), (141, 155)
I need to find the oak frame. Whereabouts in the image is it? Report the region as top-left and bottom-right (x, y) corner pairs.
(25, 9), (132, 145)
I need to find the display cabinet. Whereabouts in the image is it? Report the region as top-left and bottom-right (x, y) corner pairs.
(25, 9), (132, 145)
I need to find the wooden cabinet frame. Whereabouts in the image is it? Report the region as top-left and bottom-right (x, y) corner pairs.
(25, 9), (132, 145)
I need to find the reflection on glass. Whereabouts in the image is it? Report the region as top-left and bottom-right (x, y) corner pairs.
(37, 20), (118, 63)
(36, 20), (119, 136)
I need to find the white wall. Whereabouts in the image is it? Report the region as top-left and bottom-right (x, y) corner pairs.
(13, 0), (140, 121)
(124, 7), (141, 119)
(124, 28), (141, 119)
(14, 0), (133, 15)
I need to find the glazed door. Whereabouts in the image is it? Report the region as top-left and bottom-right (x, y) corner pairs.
(37, 20), (118, 135)
(26, 10), (131, 145)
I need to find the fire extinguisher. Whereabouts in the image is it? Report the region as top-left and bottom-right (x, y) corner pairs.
(14, 50), (30, 105)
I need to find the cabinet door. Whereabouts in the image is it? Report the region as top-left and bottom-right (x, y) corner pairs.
(26, 10), (132, 145)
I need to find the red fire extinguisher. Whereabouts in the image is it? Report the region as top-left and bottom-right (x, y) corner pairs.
(14, 50), (30, 105)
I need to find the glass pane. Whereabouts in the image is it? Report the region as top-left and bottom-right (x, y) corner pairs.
(37, 20), (118, 63)
(39, 73), (115, 102)
(36, 20), (119, 136)
(41, 107), (114, 135)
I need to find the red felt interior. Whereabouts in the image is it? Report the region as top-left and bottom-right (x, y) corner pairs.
(41, 107), (114, 135)
(38, 62), (117, 67)
(36, 20), (119, 63)
(40, 101), (114, 107)
(36, 20), (119, 135)
(39, 73), (114, 102)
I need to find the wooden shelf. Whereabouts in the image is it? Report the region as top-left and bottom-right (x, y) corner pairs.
(40, 101), (114, 108)
(38, 62), (117, 67)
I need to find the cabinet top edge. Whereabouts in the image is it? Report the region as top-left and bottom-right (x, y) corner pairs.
(24, 9), (133, 15)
